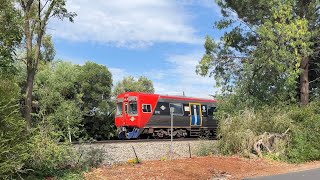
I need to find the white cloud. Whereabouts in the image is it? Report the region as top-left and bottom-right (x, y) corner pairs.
(49, 0), (202, 48)
(132, 51), (219, 98)
(109, 67), (130, 85)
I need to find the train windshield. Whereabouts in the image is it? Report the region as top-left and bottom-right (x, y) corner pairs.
(129, 101), (137, 115)
(116, 102), (123, 116)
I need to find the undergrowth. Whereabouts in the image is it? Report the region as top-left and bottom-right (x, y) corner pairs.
(216, 101), (320, 163)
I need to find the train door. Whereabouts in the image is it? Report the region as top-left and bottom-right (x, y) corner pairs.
(124, 102), (128, 124)
(189, 103), (202, 126)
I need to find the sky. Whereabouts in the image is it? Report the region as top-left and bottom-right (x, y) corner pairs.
(48, 0), (225, 98)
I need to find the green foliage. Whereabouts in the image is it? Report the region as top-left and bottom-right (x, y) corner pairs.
(34, 61), (83, 140)
(217, 97), (320, 162)
(24, 130), (105, 179)
(78, 62), (115, 140)
(0, 75), (29, 179)
(198, 0), (319, 105)
(0, 0), (22, 73)
(287, 102), (320, 163)
(41, 35), (56, 62)
(76, 145), (105, 170)
(34, 60), (115, 140)
(113, 76), (155, 96)
(196, 140), (216, 156)
(217, 107), (291, 156)
(160, 156), (167, 161)
(25, 128), (77, 177)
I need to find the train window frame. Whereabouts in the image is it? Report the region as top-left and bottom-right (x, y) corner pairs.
(207, 106), (216, 116)
(116, 102), (123, 116)
(128, 101), (138, 115)
(124, 103), (128, 114)
(142, 104), (152, 113)
(169, 103), (184, 116)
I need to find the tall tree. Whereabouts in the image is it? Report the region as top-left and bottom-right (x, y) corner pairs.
(78, 62), (114, 139)
(113, 76), (155, 96)
(19, 0), (76, 127)
(197, 0), (319, 105)
(0, 0), (22, 73)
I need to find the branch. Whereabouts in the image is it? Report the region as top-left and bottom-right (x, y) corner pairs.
(41, 0), (56, 30)
(30, 19), (36, 38)
(225, 7), (257, 34)
(20, 0), (35, 11)
(309, 77), (320, 84)
(19, 0), (26, 10)
(26, 0), (34, 10)
(40, 0), (50, 13)
(248, 65), (263, 95)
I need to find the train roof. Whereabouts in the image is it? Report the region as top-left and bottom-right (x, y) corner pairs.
(116, 92), (217, 103)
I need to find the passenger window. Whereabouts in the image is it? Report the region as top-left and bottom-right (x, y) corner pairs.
(116, 102), (123, 116)
(169, 103), (184, 115)
(129, 101), (137, 115)
(208, 106), (217, 116)
(142, 104), (152, 113)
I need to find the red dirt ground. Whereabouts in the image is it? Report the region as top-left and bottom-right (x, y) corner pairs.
(85, 156), (320, 180)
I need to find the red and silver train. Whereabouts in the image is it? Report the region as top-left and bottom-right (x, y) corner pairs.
(115, 92), (217, 139)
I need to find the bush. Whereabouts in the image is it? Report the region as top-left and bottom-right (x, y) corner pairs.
(217, 107), (292, 157)
(0, 76), (29, 179)
(196, 138), (217, 156)
(75, 145), (105, 170)
(25, 126), (79, 177)
(217, 100), (320, 163)
(287, 102), (320, 163)
(25, 131), (105, 179)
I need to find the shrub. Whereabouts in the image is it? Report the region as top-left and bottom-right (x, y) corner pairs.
(25, 132), (106, 178)
(218, 107), (293, 155)
(196, 139), (216, 156)
(0, 76), (29, 179)
(25, 126), (78, 177)
(217, 99), (320, 163)
(286, 102), (320, 163)
(75, 145), (105, 170)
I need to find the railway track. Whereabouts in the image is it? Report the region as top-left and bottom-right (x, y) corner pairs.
(72, 138), (215, 144)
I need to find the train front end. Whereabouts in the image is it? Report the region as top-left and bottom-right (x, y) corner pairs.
(115, 92), (142, 139)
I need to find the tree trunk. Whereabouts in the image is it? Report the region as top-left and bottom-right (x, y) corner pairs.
(25, 68), (36, 127)
(300, 57), (309, 105)
(23, 5), (33, 127)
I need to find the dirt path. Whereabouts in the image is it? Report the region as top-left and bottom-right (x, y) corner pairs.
(85, 156), (320, 180)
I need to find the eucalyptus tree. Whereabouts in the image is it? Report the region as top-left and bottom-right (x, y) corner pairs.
(197, 0), (319, 105)
(19, 0), (76, 127)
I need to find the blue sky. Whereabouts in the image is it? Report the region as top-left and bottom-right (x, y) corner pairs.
(48, 0), (225, 98)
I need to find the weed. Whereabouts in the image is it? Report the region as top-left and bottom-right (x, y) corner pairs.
(127, 158), (140, 164)
(160, 156), (167, 161)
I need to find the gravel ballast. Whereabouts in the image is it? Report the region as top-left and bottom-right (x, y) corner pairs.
(74, 140), (216, 164)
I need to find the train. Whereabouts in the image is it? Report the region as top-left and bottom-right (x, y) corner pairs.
(115, 92), (218, 139)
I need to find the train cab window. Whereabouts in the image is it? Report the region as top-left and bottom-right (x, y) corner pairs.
(142, 104), (152, 113)
(169, 103), (184, 116)
(116, 102), (123, 116)
(129, 101), (138, 115)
